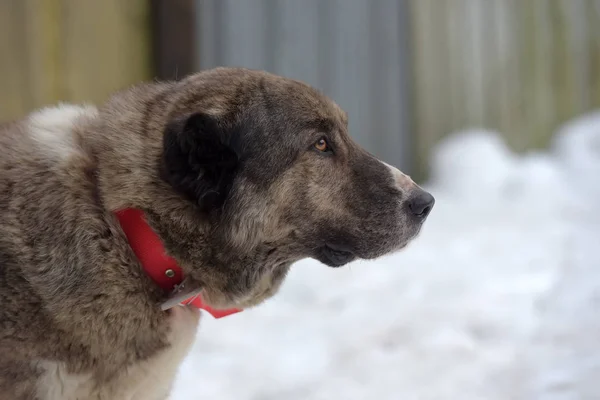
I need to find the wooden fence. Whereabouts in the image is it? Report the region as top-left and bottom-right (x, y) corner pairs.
(410, 0), (600, 177)
(0, 0), (150, 122)
(2, 1), (600, 179)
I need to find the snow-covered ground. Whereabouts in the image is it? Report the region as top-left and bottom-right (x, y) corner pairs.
(170, 112), (600, 400)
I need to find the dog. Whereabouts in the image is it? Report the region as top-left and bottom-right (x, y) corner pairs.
(0, 67), (434, 399)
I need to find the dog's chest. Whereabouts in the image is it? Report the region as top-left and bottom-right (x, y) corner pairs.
(35, 306), (200, 400)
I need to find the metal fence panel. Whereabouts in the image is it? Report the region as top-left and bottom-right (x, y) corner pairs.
(196, 0), (413, 173)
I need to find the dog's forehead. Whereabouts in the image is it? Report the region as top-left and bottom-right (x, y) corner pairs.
(181, 68), (348, 128)
(268, 79), (348, 127)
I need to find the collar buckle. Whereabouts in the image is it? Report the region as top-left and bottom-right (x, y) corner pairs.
(160, 278), (203, 311)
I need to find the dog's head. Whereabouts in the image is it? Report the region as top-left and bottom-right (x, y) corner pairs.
(122, 68), (433, 307)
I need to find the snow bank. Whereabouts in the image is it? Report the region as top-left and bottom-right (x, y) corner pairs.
(170, 112), (600, 400)
(511, 112), (600, 400)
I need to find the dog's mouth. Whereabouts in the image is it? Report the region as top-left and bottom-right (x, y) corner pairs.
(315, 243), (356, 268)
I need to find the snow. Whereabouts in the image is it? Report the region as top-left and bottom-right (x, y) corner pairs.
(170, 112), (600, 400)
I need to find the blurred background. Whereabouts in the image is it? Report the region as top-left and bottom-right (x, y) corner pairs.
(2, 1), (600, 399)
(4, 0), (600, 179)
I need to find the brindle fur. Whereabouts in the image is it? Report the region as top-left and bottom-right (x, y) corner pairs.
(0, 67), (433, 399)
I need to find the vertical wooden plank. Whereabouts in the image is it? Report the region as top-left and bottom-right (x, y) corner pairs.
(0, 1), (29, 121)
(275, 0), (321, 86)
(505, 0), (526, 149)
(218, 0), (271, 70)
(491, 0), (514, 141)
(551, 0), (577, 125)
(196, 0), (224, 70)
(530, 0), (554, 149)
(481, 0), (500, 132)
(445, 0), (467, 133)
(409, 0), (448, 179)
(588, 0), (600, 108)
(430, 0), (453, 142)
(520, 0), (535, 150)
(464, 0), (485, 127)
(410, 0), (434, 178)
(327, 0), (371, 150)
(61, 0), (151, 103)
(368, 0), (412, 171)
(397, 0), (414, 173)
(567, 0), (590, 111)
(484, 0), (499, 132)
(22, 0), (64, 109)
(151, 0), (196, 80)
(514, 0), (535, 150)
(316, 0), (335, 95)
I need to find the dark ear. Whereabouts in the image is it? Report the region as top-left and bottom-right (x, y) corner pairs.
(162, 112), (238, 212)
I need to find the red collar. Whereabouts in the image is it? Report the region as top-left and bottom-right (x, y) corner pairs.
(115, 208), (241, 318)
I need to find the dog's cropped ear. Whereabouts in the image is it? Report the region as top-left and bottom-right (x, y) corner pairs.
(162, 112), (238, 212)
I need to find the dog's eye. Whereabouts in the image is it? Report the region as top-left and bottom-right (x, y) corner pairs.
(314, 138), (330, 153)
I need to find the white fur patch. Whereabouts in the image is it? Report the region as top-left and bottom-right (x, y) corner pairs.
(27, 104), (98, 160)
(36, 307), (200, 400)
(35, 362), (95, 400)
(382, 161), (416, 191)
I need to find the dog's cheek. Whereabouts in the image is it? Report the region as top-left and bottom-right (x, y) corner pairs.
(223, 195), (268, 253)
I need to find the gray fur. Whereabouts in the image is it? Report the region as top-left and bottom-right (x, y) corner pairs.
(0, 67), (433, 399)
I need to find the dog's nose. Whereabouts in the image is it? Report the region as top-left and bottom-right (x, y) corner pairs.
(407, 190), (435, 218)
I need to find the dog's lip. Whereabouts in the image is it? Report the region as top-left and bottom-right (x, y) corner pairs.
(324, 242), (353, 253)
(318, 243), (356, 267)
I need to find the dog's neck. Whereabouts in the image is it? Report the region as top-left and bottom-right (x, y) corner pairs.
(79, 87), (227, 305)
(115, 208), (241, 317)
(82, 82), (176, 212)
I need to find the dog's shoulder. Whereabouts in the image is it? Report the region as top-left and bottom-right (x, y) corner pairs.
(0, 103), (100, 263)
(26, 103), (98, 160)
(0, 102), (171, 384)
(1, 103), (97, 163)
